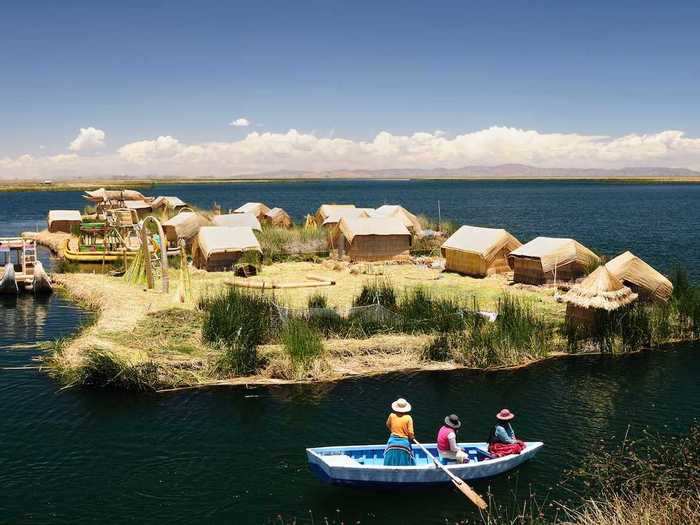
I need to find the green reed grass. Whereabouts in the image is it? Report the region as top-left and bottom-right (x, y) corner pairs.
(280, 318), (325, 379)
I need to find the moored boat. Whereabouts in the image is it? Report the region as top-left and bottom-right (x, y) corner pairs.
(307, 441), (543, 487)
(32, 261), (53, 295)
(0, 262), (19, 294)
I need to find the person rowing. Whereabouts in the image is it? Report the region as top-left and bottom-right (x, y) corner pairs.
(436, 414), (469, 463)
(383, 398), (416, 466)
(487, 409), (526, 457)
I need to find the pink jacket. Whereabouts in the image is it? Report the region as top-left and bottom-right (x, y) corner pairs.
(437, 425), (456, 452)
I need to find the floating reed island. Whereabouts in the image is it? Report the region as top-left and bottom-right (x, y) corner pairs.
(15, 187), (696, 391)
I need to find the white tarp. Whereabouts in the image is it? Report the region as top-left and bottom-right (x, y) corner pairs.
(212, 213), (262, 231)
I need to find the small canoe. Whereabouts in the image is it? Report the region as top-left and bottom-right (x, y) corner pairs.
(0, 263), (19, 294)
(307, 441), (543, 487)
(32, 261), (53, 295)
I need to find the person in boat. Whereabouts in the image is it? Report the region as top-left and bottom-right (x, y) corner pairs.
(437, 414), (469, 463)
(488, 409), (526, 457)
(383, 398), (416, 466)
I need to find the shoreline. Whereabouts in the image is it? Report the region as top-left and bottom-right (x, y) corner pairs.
(4, 174), (700, 192)
(46, 265), (695, 392)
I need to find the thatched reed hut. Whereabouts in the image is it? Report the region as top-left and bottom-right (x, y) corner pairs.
(212, 213), (262, 231)
(370, 205), (422, 235)
(123, 200), (153, 219)
(441, 225), (522, 277)
(151, 196), (187, 212)
(192, 226), (262, 271)
(605, 251), (673, 303)
(233, 202), (270, 221)
(321, 207), (372, 229)
(332, 217), (411, 262)
(563, 265), (638, 329)
(47, 210), (82, 233)
(315, 204), (357, 224)
(163, 212), (210, 249)
(509, 237), (599, 285)
(264, 207), (293, 229)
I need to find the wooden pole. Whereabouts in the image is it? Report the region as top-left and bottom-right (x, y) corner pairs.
(139, 225), (154, 289)
(437, 200), (442, 232)
(413, 439), (487, 510)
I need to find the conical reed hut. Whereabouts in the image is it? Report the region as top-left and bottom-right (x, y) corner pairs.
(563, 265), (638, 329)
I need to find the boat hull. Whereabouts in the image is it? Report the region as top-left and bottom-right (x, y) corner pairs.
(0, 263), (19, 294)
(307, 442), (543, 487)
(32, 261), (53, 295)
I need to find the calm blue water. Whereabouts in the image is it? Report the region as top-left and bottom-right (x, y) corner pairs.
(0, 181), (698, 524)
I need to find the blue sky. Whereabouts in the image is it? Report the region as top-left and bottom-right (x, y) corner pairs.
(2, 1), (700, 176)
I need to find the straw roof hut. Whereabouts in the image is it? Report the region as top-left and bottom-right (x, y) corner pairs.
(563, 266), (638, 328)
(606, 251), (673, 303)
(212, 213), (262, 231)
(441, 226), (522, 277)
(264, 207), (293, 229)
(151, 196), (187, 211)
(333, 217), (411, 262)
(321, 208), (372, 228)
(370, 205), (422, 235)
(315, 204), (357, 224)
(162, 212), (211, 249)
(509, 237), (599, 285)
(192, 226), (262, 271)
(123, 200), (153, 219)
(233, 202), (270, 220)
(47, 210), (82, 233)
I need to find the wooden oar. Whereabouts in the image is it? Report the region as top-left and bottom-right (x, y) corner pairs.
(413, 439), (487, 510)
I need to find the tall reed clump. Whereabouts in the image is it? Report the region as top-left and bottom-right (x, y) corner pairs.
(671, 265), (700, 336)
(200, 287), (275, 375)
(52, 349), (160, 391)
(256, 225), (328, 262)
(352, 279), (397, 308)
(398, 287), (466, 334)
(124, 245), (147, 285)
(278, 318), (326, 380)
(442, 295), (552, 368)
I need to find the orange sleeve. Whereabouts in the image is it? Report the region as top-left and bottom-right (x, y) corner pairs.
(386, 414), (393, 432)
(407, 416), (415, 439)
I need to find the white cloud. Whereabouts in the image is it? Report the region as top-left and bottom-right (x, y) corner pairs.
(69, 127), (106, 151)
(229, 117), (250, 127)
(4, 125), (700, 180)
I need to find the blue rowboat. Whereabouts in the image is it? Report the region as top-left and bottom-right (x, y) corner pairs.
(307, 441), (543, 487)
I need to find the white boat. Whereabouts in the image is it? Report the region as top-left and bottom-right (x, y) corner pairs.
(0, 262), (18, 294)
(307, 441), (543, 487)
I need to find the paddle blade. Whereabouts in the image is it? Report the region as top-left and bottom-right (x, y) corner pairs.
(452, 479), (488, 510)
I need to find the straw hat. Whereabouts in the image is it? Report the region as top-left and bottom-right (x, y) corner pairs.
(391, 398), (412, 413)
(496, 409), (515, 421)
(444, 414), (461, 429)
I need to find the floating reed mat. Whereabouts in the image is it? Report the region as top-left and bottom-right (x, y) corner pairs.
(226, 274), (336, 289)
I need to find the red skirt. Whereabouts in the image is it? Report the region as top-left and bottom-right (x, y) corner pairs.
(488, 441), (526, 457)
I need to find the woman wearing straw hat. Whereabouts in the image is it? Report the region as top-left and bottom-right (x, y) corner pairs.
(487, 409), (526, 457)
(383, 398), (416, 466)
(436, 414), (469, 464)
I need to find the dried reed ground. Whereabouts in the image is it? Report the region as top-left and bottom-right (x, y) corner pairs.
(51, 261), (565, 387)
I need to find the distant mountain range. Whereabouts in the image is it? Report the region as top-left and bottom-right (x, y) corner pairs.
(226, 165), (700, 180)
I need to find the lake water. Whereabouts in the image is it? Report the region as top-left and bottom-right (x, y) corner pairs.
(0, 181), (698, 524)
